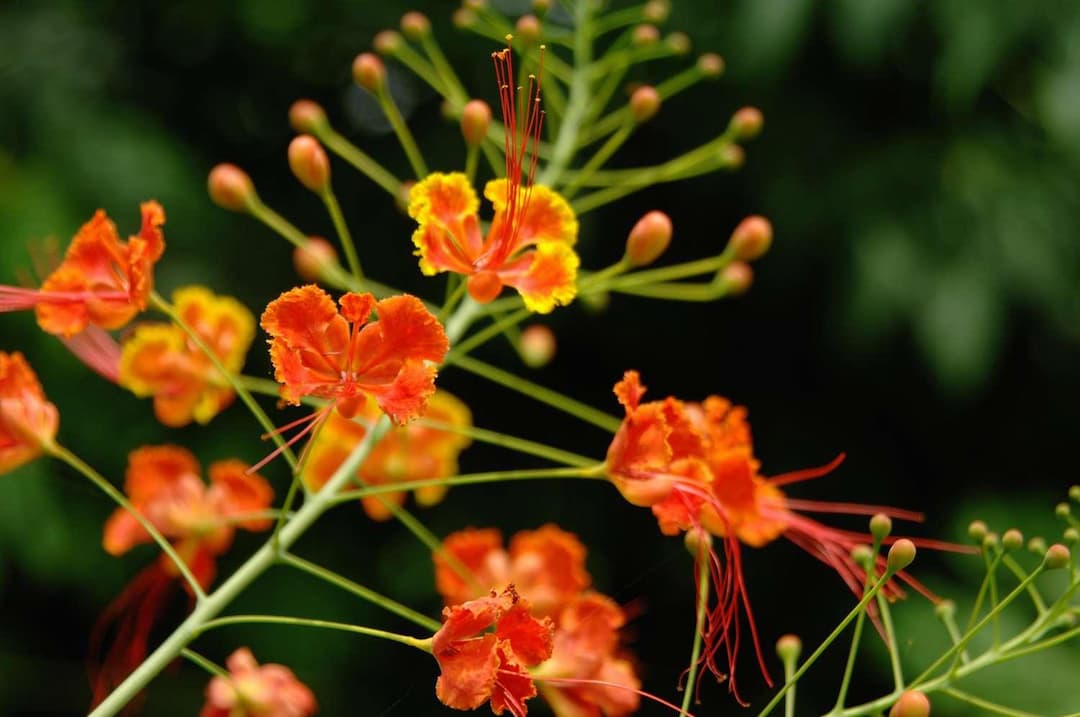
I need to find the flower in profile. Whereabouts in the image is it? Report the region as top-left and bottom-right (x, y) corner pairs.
(118, 286), (255, 427)
(261, 285), (448, 423)
(201, 647), (317, 717)
(92, 446), (273, 705)
(605, 370), (954, 702)
(0, 202), (166, 337)
(407, 46), (579, 313)
(302, 389), (472, 518)
(0, 351), (60, 475)
(433, 587), (553, 716)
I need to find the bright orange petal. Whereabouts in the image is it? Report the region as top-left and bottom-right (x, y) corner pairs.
(408, 172), (483, 275)
(509, 525), (590, 617)
(207, 459), (274, 531)
(485, 180), (578, 251)
(436, 528), (510, 606)
(498, 242), (578, 314)
(0, 351), (59, 474)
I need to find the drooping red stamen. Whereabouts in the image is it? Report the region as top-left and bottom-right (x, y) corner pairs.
(61, 326), (122, 383)
(783, 499), (924, 522)
(0, 286), (131, 312)
(248, 405), (332, 475)
(768, 452), (846, 487)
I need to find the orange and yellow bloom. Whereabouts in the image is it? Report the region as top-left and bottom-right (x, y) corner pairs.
(0, 351), (60, 474)
(119, 286), (255, 427)
(302, 390), (471, 519)
(0, 202), (166, 337)
(201, 648), (317, 717)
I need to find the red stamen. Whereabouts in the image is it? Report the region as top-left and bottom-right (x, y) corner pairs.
(248, 405), (332, 474)
(782, 499), (924, 523)
(768, 452), (846, 487)
(0, 286), (47, 312)
(61, 326), (122, 383)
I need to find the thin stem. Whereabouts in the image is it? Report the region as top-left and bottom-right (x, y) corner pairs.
(419, 33), (469, 108)
(562, 120), (634, 198)
(937, 605), (968, 664)
(996, 624), (1080, 662)
(592, 4), (648, 35)
(180, 648), (226, 678)
(986, 548), (1002, 645)
(377, 497), (483, 593)
(446, 307), (532, 362)
(48, 442), (206, 601)
(321, 188), (364, 284)
(874, 588), (904, 691)
(1002, 555), (1047, 613)
(447, 355), (622, 433)
(415, 419), (596, 467)
(465, 144), (480, 184)
(537, 0), (593, 187)
(279, 552), (440, 632)
(941, 688), (1041, 717)
(195, 614), (432, 652)
(387, 43), (447, 97)
(680, 551), (709, 716)
(316, 127), (401, 198)
(149, 291), (298, 472)
(782, 649), (798, 717)
(377, 86), (428, 178)
(832, 574), (874, 711)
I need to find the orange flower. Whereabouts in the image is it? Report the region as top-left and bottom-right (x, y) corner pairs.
(407, 48), (578, 313)
(0, 351), (59, 475)
(605, 370), (956, 703)
(0, 202), (166, 337)
(119, 286), (255, 427)
(433, 587), (553, 716)
(302, 390), (471, 520)
(201, 648), (317, 717)
(261, 285), (448, 423)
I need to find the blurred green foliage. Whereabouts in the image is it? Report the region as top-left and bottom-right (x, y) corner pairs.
(1, 0), (1078, 715)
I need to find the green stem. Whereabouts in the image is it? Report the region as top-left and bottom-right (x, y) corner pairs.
(419, 33), (468, 107)
(831, 574), (874, 711)
(279, 552), (440, 632)
(415, 419), (596, 467)
(388, 43), (447, 97)
(377, 497), (483, 593)
(316, 127), (402, 198)
(562, 120), (634, 198)
(321, 188), (364, 284)
(49, 442), (206, 600)
(996, 624), (1080, 662)
(1002, 555), (1047, 613)
(536, 0), (593, 187)
(447, 355), (622, 433)
(195, 614), (432, 652)
(88, 417), (391, 717)
(592, 4), (648, 35)
(875, 587), (904, 691)
(940, 688), (1041, 717)
(446, 307), (532, 362)
(377, 87), (428, 178)
(680, 550), (709, 716)
(986, 548), (1002, 645)
(149, 291), (298, 472)
(179, 648), (226, 677)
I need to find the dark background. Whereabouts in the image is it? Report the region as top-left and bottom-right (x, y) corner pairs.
(1, 0), (1078, 714)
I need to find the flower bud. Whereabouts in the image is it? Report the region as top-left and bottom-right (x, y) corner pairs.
(665, 32), (691, 55)
(730, 106), (764, 140)
(719, 261), (753, 295)
(632, 24), (660, 47)
(934, 599), (955, 620)
(533, 0), (552, 13)
(630, 85), (661, 123)
(1055, 501), (1071, 519)
(850, 544), (874, 569)
(775, 634), (801, 663)
(1002, 529), (1024, 551)
(718, 144), (745, 169)
(982, 532), (999, 551)
(353, 52), (387, 93)
(967, 519), (988, 542)
(1064, 527), (1079, 546)
(453, 8), (477, 28)
(887, 538), (916, 572)
(684, 527), (713, 557)
(293, 237), (339, 281)
(400, 11), (431, 40)
(1027, 536), (1047, 555)
(728, 215), (773, 261)
(467, 271), (504, 304)
(520, 324), (556, 368)
(208, 163), (257, 213)
(642, 0), (670, 24)
(625, 210), (673, 266)
(461, 99), (492, 148)
(1070, 484), (1080, 502)
(1045, 543), (1071, 570)
(698, 53), (725, 78)
(889, 690), (931, 717)
(373, 30), (403, 56)
(288, 135), (331, 193)
(463, 0), (485, 8)
(870, 513), (892, 541)
(515, 15), (542, 44)
(289, 99), (328, 134)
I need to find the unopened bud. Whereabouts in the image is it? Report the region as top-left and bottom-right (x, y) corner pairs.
(632, 24), (660, 47)
(982, 532), (999, 551)
(630, 86), (661, 122)
(728, 215), (772, 261)
(461, 99), (492, 147)
(665, 32), (691, 55)
(463, 0), (485, 8)
(870, 513), (892, 541)
(533, 0), (552, 12)
(719, 261), (753, 295)
(288, 135), (331, 193)
(934, 599), (955, 620)
(889, 690), (931, 717)
(1056, 502), (1071, 519)
(289, 99), (328, 134)
(698, 53), (725, 78)
(887, 538), (916, 572)
(1045, 543), (1071, 570)
(850, 544), (874, 569)
(1070, 485), (1080, 502)
(730, 106), (764, 140)
(775, 634), (801, 663)
(515, 15), (542, 44)
(968, 519), (988, 542)
(453, 8), (477, 28)
(718, 144), (745, 169)
(520, 324), (556, 368)
(642, 0), (671, 24)
(467, 271), (504, 304)
(1064, 527), (1079, 546)
(353, 52), (387, 92)
(373, 30), (403, 56)
(1028, 536), (1047, 555)
(400, 11), (431, 40)
(293, 237), (339, 281)
(625, 210), (673, 266)
(208, 163), (257, 213)
(1002, 529), (1024, 551)
(684, 527), (713, 557)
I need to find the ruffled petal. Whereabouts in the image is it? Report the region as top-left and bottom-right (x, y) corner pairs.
(498, 242), (579, 314)
(496, 600), (554, 666)
(508, 525), (590, 617)
(435, 632), (499, 711)
(409, 172), (483, 275)
(436, 528), (510, 606)
(0, 351), (59, 474)
(207, 459), (274, 531)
